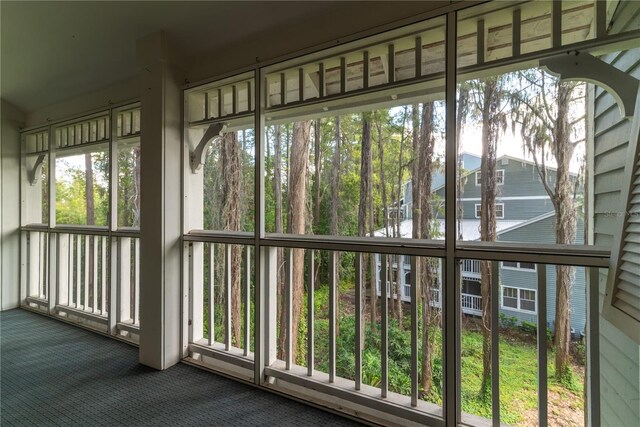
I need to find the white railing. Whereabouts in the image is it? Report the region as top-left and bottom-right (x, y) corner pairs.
(20, 226), (140, 342)
(461, 293), (482, 315)
(184, 238), (254, 374)
(56, 231), (109, 316)
(461, 259), (481, 278)
(21, 229), (49, 312)
(113, 233), (141, 340)
(429, 288), (482, 316)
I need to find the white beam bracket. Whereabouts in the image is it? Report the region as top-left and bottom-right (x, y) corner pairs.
(189, 122), (226, 174)
(27, 154), (46, 186)
(540, 52), (640, 119)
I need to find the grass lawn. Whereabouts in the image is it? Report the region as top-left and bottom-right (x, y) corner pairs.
(461, 330), (584, 426)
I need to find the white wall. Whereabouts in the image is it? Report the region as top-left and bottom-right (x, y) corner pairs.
(1, 99), (25, 310)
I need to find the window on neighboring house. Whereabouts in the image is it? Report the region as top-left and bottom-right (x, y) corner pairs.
(502, 261), (536, 271)
(475, 169), (504, 186)
(519, 289), (536, 312)
(475, 203), (504, 219)
(404, 272), (411, 298)
(501, 286), (537, 313)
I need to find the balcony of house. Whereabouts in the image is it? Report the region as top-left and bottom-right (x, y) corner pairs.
(2, 1), (640, 427)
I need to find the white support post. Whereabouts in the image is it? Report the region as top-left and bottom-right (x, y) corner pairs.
(48, 233), (57, 313)
(39, 231), (45, 298)
(101, 236), (107, 315)
(28, 231), (39, 297)
(192, 241), (204, 343)
(108, 237), (118, 334)
(93, 236), (98, 312)
(19, 231), (27, 306)
(254, 68), (266, 385)
(120, 237), (131, 322)
(83, 235), (89, 309)
(263, 246), (278, 379)
(182, 241), (191, 358)
(48, 127), (57, 311)
(57, 234), (69, 307)
(75, 234), (81, 308)
(138, 31), (184, 370)
(134, 238), (140, 324)
(109, 107), (118, 329)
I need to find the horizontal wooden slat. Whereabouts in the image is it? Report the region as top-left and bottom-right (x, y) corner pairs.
(618, 269), (640, 287)
(624, 231), (640, 244)
(613, 297), (640, 322)
(594, 125), (630, 157)
(618, 281), (640, 299)
(594, 168), (626, 195)
(595, 144), (629, 175)
(623, 240), (640, 253)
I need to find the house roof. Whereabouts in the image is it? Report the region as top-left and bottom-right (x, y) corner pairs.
(373, 218), (524, 241)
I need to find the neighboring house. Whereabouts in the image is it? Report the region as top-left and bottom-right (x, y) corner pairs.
(375, 153), (587, 334)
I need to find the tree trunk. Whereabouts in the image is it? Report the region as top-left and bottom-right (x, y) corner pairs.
(418, 102), (437, 397)
(133, 146), (141, 227)
(313, 120), (322, 289)
(278, 121), (312, 363)
(359, 114), (375, 324)
(274, 126), (285, 359)
(479, 78), (500, 400)
(552, 82), (577, 381)
(222, 132), (243, 346)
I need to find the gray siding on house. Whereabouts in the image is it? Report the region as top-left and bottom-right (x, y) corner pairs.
(592, 6), (640, 424)
(459, 198), (554, 221)
(498, 215), (587, 331)
(433, 156), (562, 220)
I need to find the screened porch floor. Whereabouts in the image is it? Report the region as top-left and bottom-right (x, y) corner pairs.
(0, 309), (362, 427)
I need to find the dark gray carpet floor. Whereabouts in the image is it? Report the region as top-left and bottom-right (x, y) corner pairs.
(1, 309), (363, 426)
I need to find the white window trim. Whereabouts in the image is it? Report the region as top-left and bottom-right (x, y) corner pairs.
(501, 261), (537, 272)
(475, 169), (505, 186)
(474, 203), (505, 219)
(500, 285), (537, 314)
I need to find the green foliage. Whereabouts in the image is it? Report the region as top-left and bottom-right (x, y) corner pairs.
(519, 320), (537, 335)
(499, 313), (518, 328)
(55, 152), (109, 226)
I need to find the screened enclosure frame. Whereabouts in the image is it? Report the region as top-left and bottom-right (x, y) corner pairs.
(181, 2), (640, 426)
(19, 101), (143, 342)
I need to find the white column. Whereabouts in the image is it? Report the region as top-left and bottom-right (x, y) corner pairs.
(0, 101), (24, 311)
(137, 32), (184, 370)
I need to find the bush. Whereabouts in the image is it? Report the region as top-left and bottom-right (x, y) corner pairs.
(499, 313), (518, 328)
(519, 320), (537, 335)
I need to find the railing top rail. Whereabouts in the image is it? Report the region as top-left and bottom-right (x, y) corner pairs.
(184, 230), (254, 245)
(49, 226), (110, 236)
(457, 242), (610, 268)
(111, 228), (140, 238)
(21, 224), (49, 231)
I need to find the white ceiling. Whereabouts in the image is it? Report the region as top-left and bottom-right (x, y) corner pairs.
(1, 1), (448, 114)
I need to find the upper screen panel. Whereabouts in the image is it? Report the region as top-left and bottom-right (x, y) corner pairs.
(185, 72), (256, 234)
(261, 15), (448, 241)
(453, 1), (640, 248)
